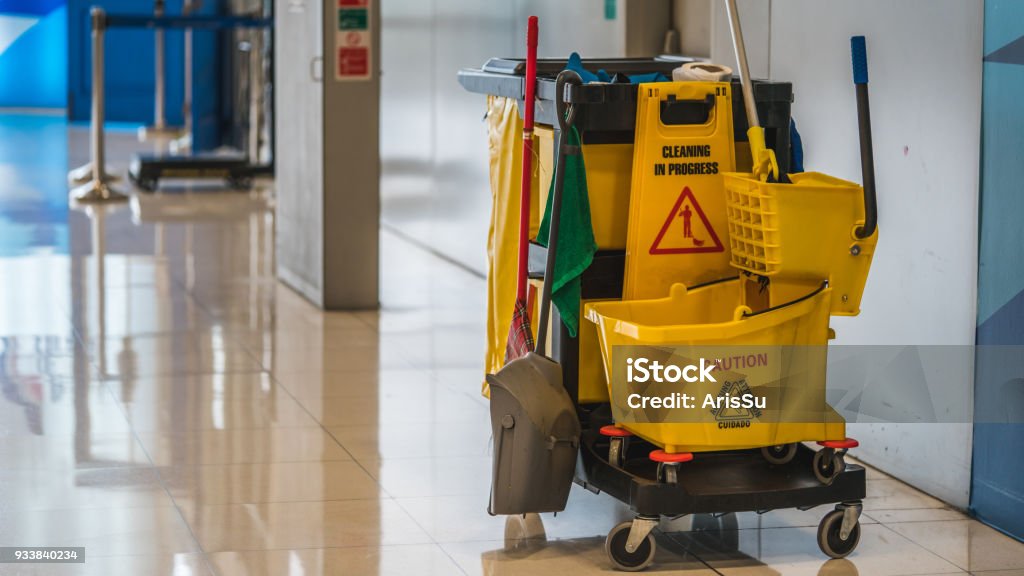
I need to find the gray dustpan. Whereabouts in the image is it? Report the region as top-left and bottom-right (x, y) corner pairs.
(488, 70), (583, 516)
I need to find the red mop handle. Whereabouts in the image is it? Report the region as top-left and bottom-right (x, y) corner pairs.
(516, 16), (538, 302)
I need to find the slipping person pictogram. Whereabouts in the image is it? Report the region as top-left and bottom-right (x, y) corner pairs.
(650, 187), (723, 254)
(679, 204), (706, 247)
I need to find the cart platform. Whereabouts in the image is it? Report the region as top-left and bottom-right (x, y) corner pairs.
(577, 428), (865, 518)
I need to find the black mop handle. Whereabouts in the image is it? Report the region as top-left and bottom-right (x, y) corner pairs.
(852, 36), (878, 239)
(536, 70), (581, 357)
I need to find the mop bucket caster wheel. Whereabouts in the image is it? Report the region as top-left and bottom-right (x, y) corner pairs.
(817, 508), (861, 559)
(818, 438), (859, 451)
(814, 438), (856, 484)
(650, 450), (692, 484)
(600, 426), (632, 468)
(605, 520), (656, 572)
(761, 443), (798, 465)
(813, 448), (846, 485)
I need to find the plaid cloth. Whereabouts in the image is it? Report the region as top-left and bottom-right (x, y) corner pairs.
(505, 298), (535, 362)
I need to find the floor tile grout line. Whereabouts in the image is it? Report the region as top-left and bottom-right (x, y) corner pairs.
(423, 366), (492, 409)
(874, 521), (971, 573)
(263, 344), (477, 576)
(659, 530), (729, 575)
(380, 223), (486, 282)
(108, 230), (257, 576)
(160, 257), (275, 361)
(436, 544), (474, 576)
(869, 516), (970, 525)
(90, 376), (219, 576)
(313, 412), (475, 576)
(385, 496), (472, 576)
(252, 362), (464, 558)
(885, 516), (1024, 573)
(661, 523), (977, 576)
(880, 517), (975, 524)
(859, 466), (962, 507)
(66, 237), (231, 354)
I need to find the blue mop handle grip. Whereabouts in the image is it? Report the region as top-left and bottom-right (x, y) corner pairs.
(851, 35), (877, 239)
(851, 36), (868, 85)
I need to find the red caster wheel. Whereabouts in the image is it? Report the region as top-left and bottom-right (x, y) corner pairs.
(649, 450), (693, 484)
(817, 438), (860, 450)
(600, 425), (633, 468)
(813, 438), (858, 484)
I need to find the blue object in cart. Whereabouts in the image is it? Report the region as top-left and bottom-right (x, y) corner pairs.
(566, 52), (668, 84)
(789, 118), (804, 173)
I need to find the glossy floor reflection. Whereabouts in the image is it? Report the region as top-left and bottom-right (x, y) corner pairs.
(2, 115), (1024, 576)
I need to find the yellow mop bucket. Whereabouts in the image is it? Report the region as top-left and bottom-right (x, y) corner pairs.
(724, 172), (878, 315)
(584, 279), (845, 454)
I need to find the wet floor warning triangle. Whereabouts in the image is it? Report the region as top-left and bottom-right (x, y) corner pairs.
(649, 186), (724, 255)
(713, 381), (754, 420)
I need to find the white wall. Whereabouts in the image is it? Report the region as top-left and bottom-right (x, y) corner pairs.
(714, 0), (982, 507)
(522, 1), (627, 58)
(710, 0), (770, 77)
(673, 0), (712, 57)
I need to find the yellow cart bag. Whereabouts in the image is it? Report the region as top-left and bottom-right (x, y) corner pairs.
(623, 82), (737, 300)
(585, 279), (846, 454)
(482, 96), (541, 395)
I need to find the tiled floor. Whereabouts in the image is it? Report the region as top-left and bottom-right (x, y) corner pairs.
(1, 112), (1023, 576)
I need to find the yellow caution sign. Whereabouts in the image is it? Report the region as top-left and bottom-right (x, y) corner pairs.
(624, 82), (736, 300)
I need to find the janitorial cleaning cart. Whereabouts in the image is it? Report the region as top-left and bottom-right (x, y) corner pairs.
(459, 1), (880, 570)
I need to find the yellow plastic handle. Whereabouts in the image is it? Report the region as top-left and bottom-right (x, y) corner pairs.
(748, 126), (779, 182)
(648, 83), (724, 138)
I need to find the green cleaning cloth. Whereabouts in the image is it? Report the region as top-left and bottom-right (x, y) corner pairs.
(537, 126), (598, 338)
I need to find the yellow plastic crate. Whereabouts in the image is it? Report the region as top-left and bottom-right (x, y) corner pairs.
(584, 279), (845, 454)
(724, 172), (878, 316)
